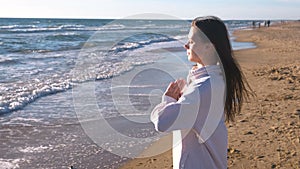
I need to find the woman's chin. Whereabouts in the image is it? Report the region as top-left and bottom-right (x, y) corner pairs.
(188, 57), (197, 63)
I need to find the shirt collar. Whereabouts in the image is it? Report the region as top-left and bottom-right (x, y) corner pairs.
(187, 64), (223, 83)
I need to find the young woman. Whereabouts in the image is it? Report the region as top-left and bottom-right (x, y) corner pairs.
(150, 16), (252, 169)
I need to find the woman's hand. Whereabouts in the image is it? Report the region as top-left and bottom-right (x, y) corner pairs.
(164, 79), (187, 100)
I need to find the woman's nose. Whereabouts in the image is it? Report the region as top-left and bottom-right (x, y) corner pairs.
(184, 43), (189, 49)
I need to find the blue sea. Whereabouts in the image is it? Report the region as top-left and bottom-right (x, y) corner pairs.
(0, 18), (257, 168)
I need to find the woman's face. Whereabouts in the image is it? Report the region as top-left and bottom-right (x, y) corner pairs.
(184, 26), (207, 64)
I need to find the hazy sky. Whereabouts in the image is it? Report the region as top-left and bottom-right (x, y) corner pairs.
(0, 0), (299, 20)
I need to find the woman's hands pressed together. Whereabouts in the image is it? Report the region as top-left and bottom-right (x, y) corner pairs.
(164, 79), (187, 100)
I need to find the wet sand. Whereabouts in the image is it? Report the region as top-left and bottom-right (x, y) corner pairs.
(120, 21), (300, 169)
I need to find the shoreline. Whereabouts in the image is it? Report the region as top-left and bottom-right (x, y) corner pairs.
(120, 21), (300, 169)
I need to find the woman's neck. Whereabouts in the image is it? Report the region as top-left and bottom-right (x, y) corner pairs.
(196, 62), (204, 68)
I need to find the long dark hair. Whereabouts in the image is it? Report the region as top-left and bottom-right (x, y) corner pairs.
(192, 16), (253, 122)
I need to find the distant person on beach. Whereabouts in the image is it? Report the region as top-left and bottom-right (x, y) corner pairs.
(252, 21), (256, 28)
(151, 16), (252, 169)
(267, 20), (271, 27)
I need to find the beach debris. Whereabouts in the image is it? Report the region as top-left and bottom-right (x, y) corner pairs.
(291, 151), (297, 156)
(257, 155), (265, 159)
(239, 119), (248, 123)
(244, 131), (254, 135)
(288, 121), (295, 126)
(283, 94), (293, 100)
(269, 126), (279, 132)
(295, 109), (300, 117)
(253, 65), (300, 84)
(227, 147), (241, 154)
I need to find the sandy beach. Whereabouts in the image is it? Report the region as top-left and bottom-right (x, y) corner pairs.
(120, 21), (300, 169)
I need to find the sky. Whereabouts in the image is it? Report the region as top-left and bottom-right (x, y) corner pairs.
(0, 0), (299, 20)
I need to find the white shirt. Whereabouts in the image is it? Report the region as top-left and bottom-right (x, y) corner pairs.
(150, 64), (227, 169)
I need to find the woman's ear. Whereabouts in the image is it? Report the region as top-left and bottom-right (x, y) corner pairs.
(205, 43), (214, 50)
(205, 43), (217, 56)
(202, 43), (212, 55)
(202, 43), (218, 65)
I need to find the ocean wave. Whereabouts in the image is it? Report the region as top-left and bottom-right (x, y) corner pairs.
(7, 27), (65, 33)
(6, 44), (83, 54)
(27, 53), (66, 60)
(110, 42), (141, 53)
(0, 24), (127, 33)
(0, 20), (188, 115)
(0, 23), (186, 34)
(45, 32), (90, 41)
(98, 24), (126, 30)
(58, 24), (86, 29)
(173, 35), (187, 40)
(0, 81), (73, 115)
(109, 33), (176, 53)
(0, 24), (37, 29)
(1, 26), (81, 34)
(0, 57), (19, 65)
(0, 51), (160, 115)
(0, 158), (24, 169)
(18, 145), (50, 153)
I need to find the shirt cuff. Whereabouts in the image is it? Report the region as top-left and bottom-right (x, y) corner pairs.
(162, 95), (177, 103)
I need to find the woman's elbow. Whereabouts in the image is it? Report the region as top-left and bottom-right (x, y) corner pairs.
(155, 116), (173, 132)
(156, 123), (168, 132)
(151, 114), (168, 132)
(151, 105), (177, 132)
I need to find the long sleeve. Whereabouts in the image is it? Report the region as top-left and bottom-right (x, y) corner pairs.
(150, 79), (205, 132)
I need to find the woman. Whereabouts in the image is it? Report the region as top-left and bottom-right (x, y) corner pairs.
(150, 16), (252, 169)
